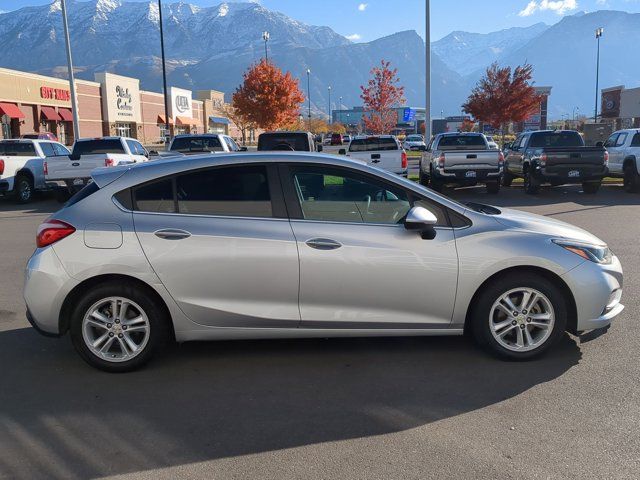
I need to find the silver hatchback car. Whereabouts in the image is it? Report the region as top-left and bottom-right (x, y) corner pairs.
(24, 153), (624, 371)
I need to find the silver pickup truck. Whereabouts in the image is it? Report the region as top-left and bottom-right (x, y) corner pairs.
(419, 132), (503, 193)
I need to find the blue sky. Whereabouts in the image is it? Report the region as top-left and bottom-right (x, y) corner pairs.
(2, 0), (640, 40)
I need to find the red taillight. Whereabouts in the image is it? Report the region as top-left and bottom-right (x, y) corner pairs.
(36, 219), (76, 248)
(104, 157), (115, 167)
(438, 153), (445, 168)
(540, 153), (548, 164)
(604, 150), (609, 165)
(498, 151), (505, 167)
(0, 159), (4, 175)
(401, 151), (408, 169)
(43, 161), (48, 175)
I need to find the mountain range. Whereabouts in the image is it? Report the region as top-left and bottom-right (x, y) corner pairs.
(0, 0), (639, 119)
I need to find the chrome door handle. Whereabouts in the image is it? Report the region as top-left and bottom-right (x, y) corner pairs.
(154, 228), (191, 240)
(306, 238), (342, 250)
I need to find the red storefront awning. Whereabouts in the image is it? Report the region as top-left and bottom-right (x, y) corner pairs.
(58, 108), (74, 122)
(41, 106), (62, 121)
(176, 116), (199, 126)
(157, 114), (174, 125)
(0, 102), (25, 119)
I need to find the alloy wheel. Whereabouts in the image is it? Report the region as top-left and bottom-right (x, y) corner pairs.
(82, 296), (150, 362)
(489, 287), (555, 352)
(18, 179), (32, 202)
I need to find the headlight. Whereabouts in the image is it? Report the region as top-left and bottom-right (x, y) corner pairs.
(552, 239), (612, 264)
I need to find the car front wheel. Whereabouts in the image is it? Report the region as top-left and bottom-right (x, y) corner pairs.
(471, 273), (567, 360)
(70, 282), (170, 372)
(624, 165), (640, 193)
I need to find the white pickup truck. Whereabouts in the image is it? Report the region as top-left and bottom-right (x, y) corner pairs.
(341, 135), (408, 176)
(0, 139), (71, 203)
(603, 128), (640, 193)
(44, 137), (149, 190)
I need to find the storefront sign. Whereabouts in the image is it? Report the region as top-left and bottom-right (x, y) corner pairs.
(40, 86), (70, 102)
(0, 70), (73, 107)
(170, 87), (193, 120)
(601, 87), (622, 119)
(96, 72), (141, 124)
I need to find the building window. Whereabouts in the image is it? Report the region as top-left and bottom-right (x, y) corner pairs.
(115, 122), (132, 138)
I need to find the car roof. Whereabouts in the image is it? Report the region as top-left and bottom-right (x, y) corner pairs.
(352, 135), (396, 139)
(173, 133), (223, 138)
(439, 132), (484, 136)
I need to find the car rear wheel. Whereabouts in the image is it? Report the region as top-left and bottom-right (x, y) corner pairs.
(70, 282), (170, 372)
(624, 165), (640, 193)
(418, 167), (430, 187)
(582, 181), (601, 194)
(486, 181), (500, 194)
(502, 169), (514, 187)
(471, 273), (567, 360)
(14, 174), (34, 204)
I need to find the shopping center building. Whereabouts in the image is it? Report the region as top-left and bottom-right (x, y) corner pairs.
(0, 67), (239, 146)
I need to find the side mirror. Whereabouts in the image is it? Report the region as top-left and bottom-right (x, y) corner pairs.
(595, 141), (604, 147)
(316, 145), (323, 152)
(404, 206), (437, 239)
(239, 146), (248, 151)
(338, 148), (346, 155)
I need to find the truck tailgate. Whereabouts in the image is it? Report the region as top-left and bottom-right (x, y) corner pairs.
(45, 154), (104, 181)
(348, 150), (402, 173)
(442, 150), (500, 169)
(543, 147), (605, 167)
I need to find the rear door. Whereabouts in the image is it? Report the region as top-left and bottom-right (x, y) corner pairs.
(604, 133), (623, 174)
(132, 163), (301, 328)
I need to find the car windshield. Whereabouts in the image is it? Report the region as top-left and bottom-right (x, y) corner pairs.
(349, 137), (398, 152)
(529, 132), (584, 148)
(437, 135), (486, 149)
(0, 142), (37, 156)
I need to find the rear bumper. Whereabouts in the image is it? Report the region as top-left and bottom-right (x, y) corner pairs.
(433, 166), (502, 185)
(24, 246), (77, 336)
(537, 164), (607, 183)
(0, 179), (10, 194)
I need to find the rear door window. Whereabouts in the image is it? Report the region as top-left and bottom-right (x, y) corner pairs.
(176, 165), (272, 217)
(615, 133), (628, 147)
(631, 133), (640, 147)
(39, 142), (56, 157)
(133, 178), (176, 213)
(52, 143), (71, 155)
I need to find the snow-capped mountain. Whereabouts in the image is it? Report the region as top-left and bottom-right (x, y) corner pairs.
(432, 23), (549, 76)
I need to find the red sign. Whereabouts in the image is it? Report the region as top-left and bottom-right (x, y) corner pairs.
(40, 86), (71, 102)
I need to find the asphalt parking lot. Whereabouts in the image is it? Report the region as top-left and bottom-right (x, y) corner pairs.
(1, 184), (639, 480)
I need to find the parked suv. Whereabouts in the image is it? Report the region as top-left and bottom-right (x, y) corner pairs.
(602, 129), (640, 193)
(24, 152), (624, 371)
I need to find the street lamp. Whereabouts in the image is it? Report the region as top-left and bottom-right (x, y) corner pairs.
(60, 0), (80, 141)
(594, 27), (604, 122)
(306, 68), (311, 122)
(262, 31), (269, 61)
(158, 0), (170, 142)
(339, 95), (343, 109)
(327, 86), (332, 124)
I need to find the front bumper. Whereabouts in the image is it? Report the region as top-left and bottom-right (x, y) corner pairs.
(562, 254), (624, 331)
(24, 246), (77, 336)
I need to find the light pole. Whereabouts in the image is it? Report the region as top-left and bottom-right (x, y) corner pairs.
(158, 0), (170, 142)
(262, 31), (270, 61)
(339, 95), (343, 109)
(572, 106), (579, 128)
(327, 86), (332, 124)
(594, 27), (604, 122)
(306, 68), (311, 123)
(425, 0), (431, 140)
(60, 0), (80, 141)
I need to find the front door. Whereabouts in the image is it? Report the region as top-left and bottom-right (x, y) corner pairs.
(282, 164), (459, 329)
(133, 163), (300, 328)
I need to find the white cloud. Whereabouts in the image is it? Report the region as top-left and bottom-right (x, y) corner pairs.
(358, 3), (368, 11)
(346, 33), (361, 41)
(519, 0), (578, 16)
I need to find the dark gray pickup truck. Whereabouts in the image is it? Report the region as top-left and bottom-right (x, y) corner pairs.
(503, 130), (608, 194)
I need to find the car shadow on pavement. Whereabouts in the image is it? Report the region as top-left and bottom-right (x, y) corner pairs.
(0, 327), (581, 479)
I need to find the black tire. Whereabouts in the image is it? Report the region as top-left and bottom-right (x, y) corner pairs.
(486, 181), (500, 194)
(502, 169), (514, 187)
(14, 174), (34, 204)
(623, 165), (640, 193)
(582, 181), (601, 194)
(418, 166), (430, 187)
(69, 281), (171, 372)
(470, 272), (568, 360)
(523, 170), (539, 195)
(430, 179), (443, 192)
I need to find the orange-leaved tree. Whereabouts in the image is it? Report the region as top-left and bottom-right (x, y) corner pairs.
(462, 63), (542, 140)
(233, 59), (305, 130)
(360, 60), (405, 134)
(460, 118), (476, 132)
